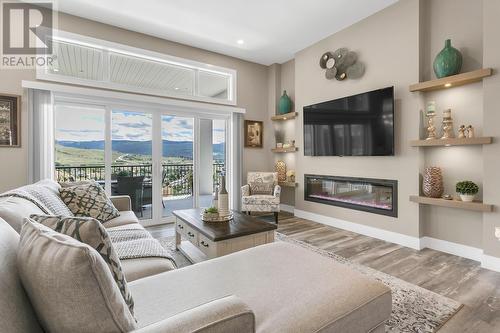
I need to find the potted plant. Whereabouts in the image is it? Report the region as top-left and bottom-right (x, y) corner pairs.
(456, 181), (479, 202)
(202, 206), (219, 221)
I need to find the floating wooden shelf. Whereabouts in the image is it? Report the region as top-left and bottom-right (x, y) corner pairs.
(271, 112), (298, 121)
(409, 68), (493, 92)
(409, 195), (493, 212)
(271, 147), (298, 153)
(410, 137), (492, 147)
(278, 181), (298, 188)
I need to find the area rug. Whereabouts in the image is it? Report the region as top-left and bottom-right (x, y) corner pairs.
(158, 233), (462, 333)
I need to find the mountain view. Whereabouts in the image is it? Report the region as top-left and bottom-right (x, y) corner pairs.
(55, 140), (225, 166)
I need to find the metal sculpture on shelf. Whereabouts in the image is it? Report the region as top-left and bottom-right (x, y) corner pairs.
(319, 48), (365, 81)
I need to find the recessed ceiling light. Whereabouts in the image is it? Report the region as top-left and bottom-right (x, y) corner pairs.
(444, 83), (452, 87)
(53, 68), (59, 72)
(174, 87), (180, 90)
(237, 39), (245, 45)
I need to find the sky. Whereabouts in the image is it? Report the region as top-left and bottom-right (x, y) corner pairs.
(55, 106), (225, 143)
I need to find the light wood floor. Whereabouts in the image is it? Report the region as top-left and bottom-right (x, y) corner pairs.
(147, 213), (500, 332)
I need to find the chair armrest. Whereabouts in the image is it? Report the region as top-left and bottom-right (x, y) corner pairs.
(273, 185), (281, 198)
(131, 295), (255, 333)
(110, 195), (132, 211)
(241, 184), (250, 197)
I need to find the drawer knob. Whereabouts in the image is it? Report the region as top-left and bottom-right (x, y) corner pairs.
(177, 224), (184, 229)
(188, 232), (194, 237)
(201, 241), (209, 248)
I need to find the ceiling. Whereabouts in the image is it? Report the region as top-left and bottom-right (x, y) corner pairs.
(56, 0), (398, 65)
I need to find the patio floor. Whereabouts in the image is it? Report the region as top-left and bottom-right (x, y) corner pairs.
(137, 194), (213, 220)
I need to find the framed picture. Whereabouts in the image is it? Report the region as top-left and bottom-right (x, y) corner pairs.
(0, 94), (21, 147)
(244, 120), (263, 148)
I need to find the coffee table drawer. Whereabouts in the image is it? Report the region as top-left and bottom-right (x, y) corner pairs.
(198, 234), (217, 258)
(176, 219), (187, 237)
(184, 224), (199, 245)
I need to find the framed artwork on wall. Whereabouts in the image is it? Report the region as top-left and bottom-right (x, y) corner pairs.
(0, 94), (21, 147)
(244, 120), (263, 148)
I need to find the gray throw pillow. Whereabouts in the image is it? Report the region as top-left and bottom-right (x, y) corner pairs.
(249, 181), (274, 195)
(30, 214), (134, 316)
(59, 182), (120, 222)
(17, 219), (137, 333)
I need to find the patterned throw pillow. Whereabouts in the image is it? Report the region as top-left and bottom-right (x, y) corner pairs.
(249, 181), (274, 195)
(30, 214), (135, 316)
(22, 184), (74, 216)
(59, 182), (120, 222)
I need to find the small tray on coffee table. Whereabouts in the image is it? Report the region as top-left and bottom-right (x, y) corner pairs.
(201, 212), (233, 222)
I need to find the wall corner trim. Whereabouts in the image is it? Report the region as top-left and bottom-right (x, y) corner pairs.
(293, 209), (500, 272)
(280, 204), (295, 214)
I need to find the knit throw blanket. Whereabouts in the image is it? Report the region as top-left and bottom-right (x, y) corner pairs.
(0, 190), (51, 214)
(107, 225), (175, 264)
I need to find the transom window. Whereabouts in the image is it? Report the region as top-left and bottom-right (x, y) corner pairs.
(37, 31), (237, 105)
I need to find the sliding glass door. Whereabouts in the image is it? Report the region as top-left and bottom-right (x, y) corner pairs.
(53, 100), (231, 225)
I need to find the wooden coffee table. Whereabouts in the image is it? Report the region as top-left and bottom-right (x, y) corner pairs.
(173, 209), (277, 263)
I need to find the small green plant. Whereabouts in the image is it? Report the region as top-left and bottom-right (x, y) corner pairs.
(116, 170), (132, 178)
(205, 206), (218, 214)
(456, 181), (479, 195)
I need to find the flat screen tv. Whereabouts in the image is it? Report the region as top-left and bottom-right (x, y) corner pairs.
(303, 86), (394, 156)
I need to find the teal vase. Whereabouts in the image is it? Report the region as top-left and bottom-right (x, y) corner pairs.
(278, 90), (292, 115)
(433, 39), (462, 78)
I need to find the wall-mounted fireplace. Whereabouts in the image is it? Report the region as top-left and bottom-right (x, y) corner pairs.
(304, 174), (398, 217)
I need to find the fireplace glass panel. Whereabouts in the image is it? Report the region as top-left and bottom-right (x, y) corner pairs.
(305, 175), (397, 217)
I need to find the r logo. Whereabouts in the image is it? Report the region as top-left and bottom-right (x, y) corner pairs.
(2, 1), (53, 54)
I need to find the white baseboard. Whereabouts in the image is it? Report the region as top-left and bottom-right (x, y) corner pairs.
(481, 254), (500, 272)
(294, 209), (422, 250)
(294, 208), (500, 272)
(420, 237), (483, 262)
(280, 204), (295, 213)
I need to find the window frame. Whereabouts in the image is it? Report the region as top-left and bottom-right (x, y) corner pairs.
(37, 30), (237, 106)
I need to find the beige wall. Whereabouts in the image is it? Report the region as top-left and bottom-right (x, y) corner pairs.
(293, 0), (421, 237)
(419, 0), (484, 248)
(482, 0), (500, 258)
(0, 12), (270, 192)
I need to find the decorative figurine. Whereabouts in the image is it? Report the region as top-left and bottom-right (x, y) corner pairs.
(466, 125), (475, 138)
(441, 109), (455, 139)
(458, 125), (466, 139)
(426, 102), (437, 140)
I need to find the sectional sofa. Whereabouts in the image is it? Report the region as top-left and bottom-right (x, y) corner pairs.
(0, 180), (392, 332)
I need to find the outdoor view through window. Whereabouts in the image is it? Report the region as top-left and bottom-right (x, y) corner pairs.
(55, 105), (226, 220)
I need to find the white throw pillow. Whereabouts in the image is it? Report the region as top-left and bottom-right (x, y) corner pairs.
(17, 219), (137, 333)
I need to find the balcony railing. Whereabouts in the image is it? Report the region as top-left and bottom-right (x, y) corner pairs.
(55, 163), (225, 196)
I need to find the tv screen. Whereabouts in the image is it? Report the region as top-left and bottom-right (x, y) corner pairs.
(303, 87), (394, 156)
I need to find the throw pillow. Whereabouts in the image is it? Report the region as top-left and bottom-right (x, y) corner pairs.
(17, 219), (137, 333)
(30, 214), (134, 316)
(59, 182), (120, 222)
(249, 181), (274, 195)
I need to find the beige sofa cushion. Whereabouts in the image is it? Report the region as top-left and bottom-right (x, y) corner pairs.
(30, 214), (135, 315)
(0, 196), (46, 233)
(17, 219), (137, 333)
(0, 218), (43, 333)
(105, 210), (140, 228)
(121, 257), (177, 282)
(129, 242), (391, 332)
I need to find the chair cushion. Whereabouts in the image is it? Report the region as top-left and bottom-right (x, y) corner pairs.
(120, 257), (177, 282)
(242, 195), (279, 205)
(30, 214), (135, 315)
(0, 218), (43, 333)
(129, 242), (391, 332)
(0, 196), (46, 233)
(104, 210), (140, 228)
(60, 182), (120, 222)
(249, 181), (274, 195)
(17, 219), (137, 333)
